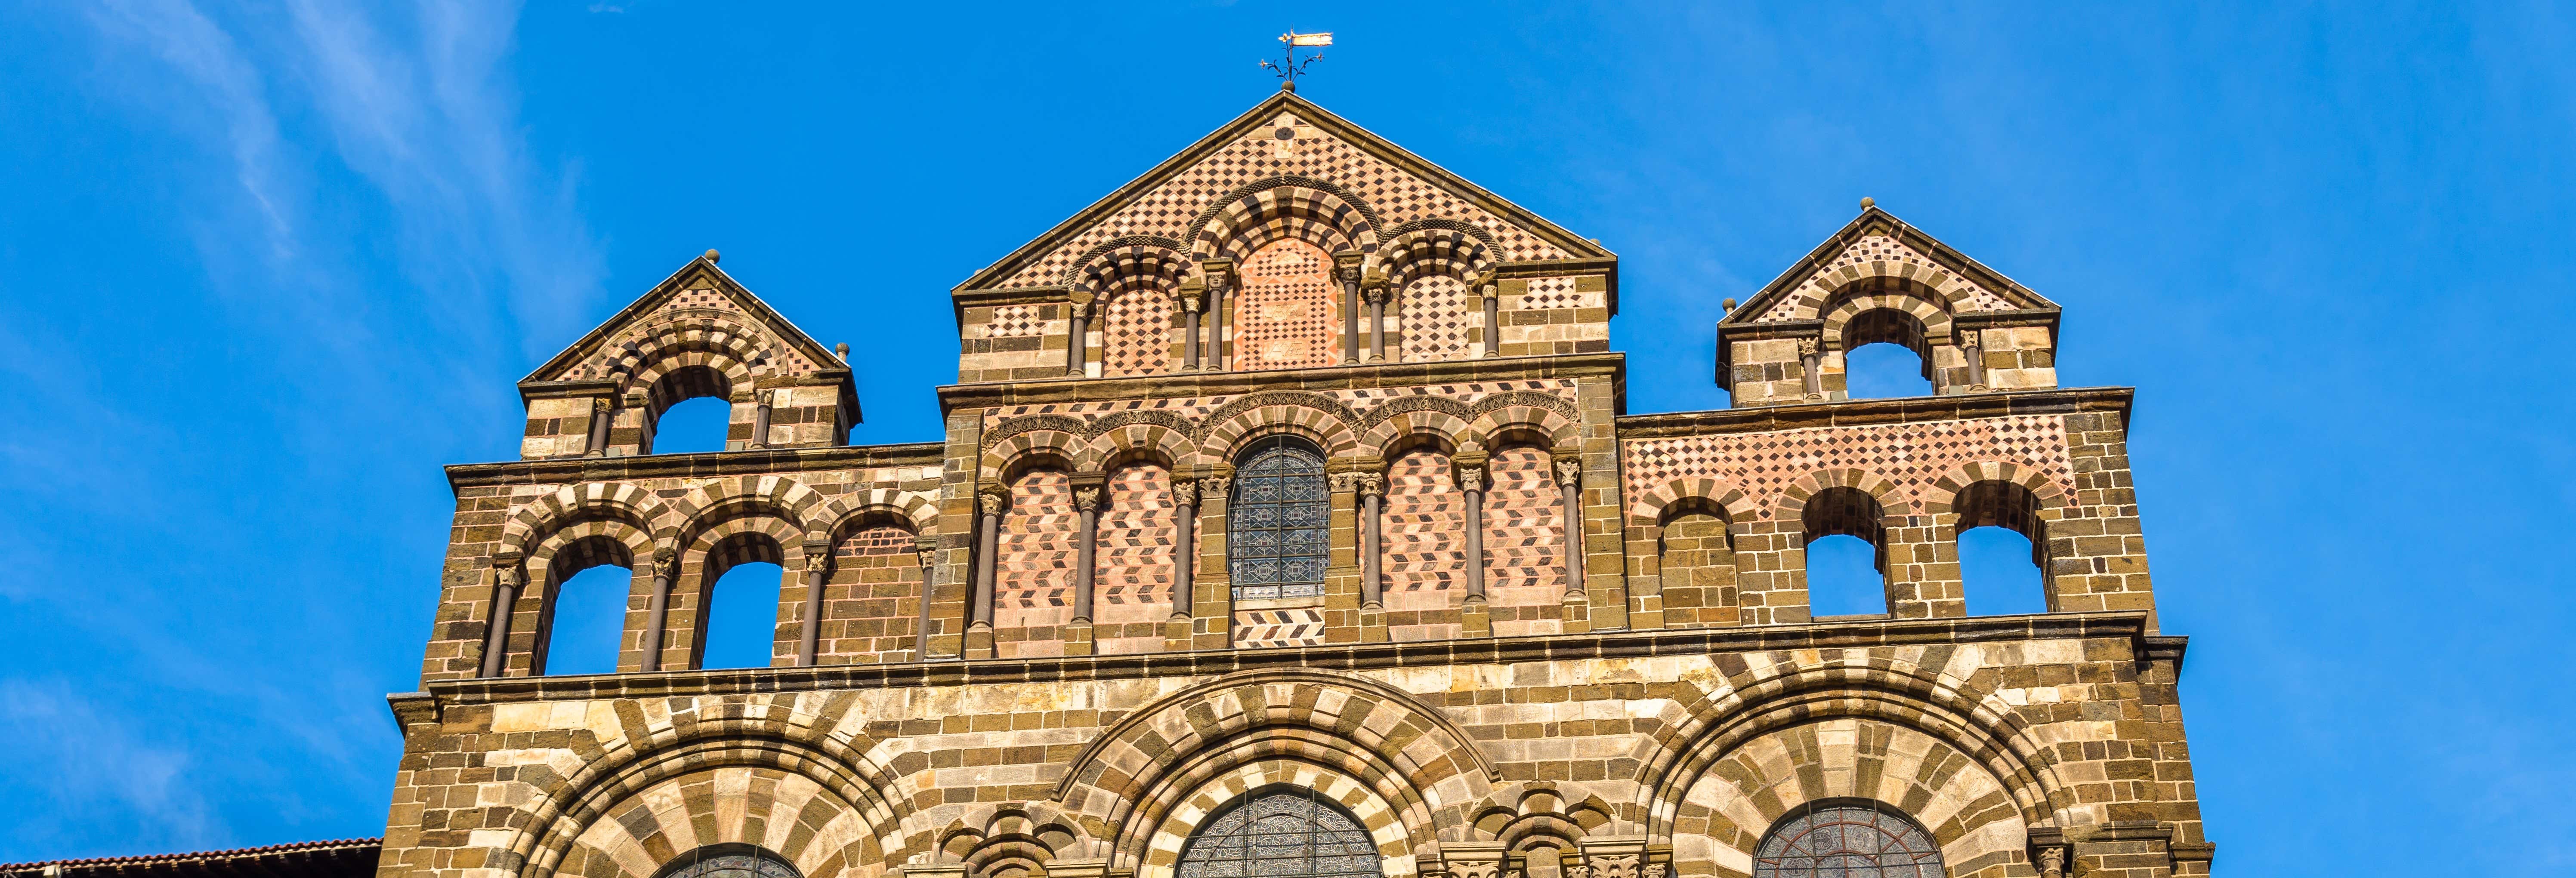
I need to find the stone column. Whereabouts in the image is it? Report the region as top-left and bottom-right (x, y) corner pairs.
(1168, 479), (1198, 649)
(639, 545), (676, 672)
(1798, 337), (1823, 399)
(1556, 458), (1589, 632)
(795, 545), (828, 666)
(1364, 279), (1390, 362)
(479, 558), (523, 678)
(913, 536), (939, 660)
(1458, 462), (1490, 637)
(1066, 293), (1092, 377)
(1357, 472), (1387, 642)
(1962, 327), (1988, 389)
(584, 398), (612, 457)
(1192, 474), (1234, 650)
(1200, 259), (1234, 372)
(1436, 842), (1506, 878)
(751, 391), (773, 449)
(1179, 278), (1205, 370)
(1336, 251), (1364, 364)
(1068, 485), (1101, 655)
(967, 488), (1004, 658)
(1479, 277), (1501, 357)
(2029, 829), (2069, 878)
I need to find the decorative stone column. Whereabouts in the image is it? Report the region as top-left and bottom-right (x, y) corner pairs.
(584, 398), (612, 457)
(1336, 250), (1365, 364)
(1963, 327), (1989, 389)
(1167, 478), (1198, 650)
(750, 390), (773, 449)
(1457, 461), (1490, 637)
(1066, 291), (1093, 377)
(1363, 272), (1391, 362)
(1574, 838), (1649, 878)
(2029, 828), (2069, 878)
(1179, 277), (1205, 370)
(795, 544), (829, 666)
(639, 545), (676, 671)
(913, 536), (939, 660)
(1555, 457), (1590, 632)
(1478, 273), (1501, 357)
(1200, 259), (1234, 371)
(1067, 484), (1101, 655)
(967, 487), (1004, 658)
(1798, 337), (1823, 399)
(478, 555), (524, 678)
(1435, 842), (1505, 878)
(1192, 473), (1234, 649)
(1357, 471), (1387, 641)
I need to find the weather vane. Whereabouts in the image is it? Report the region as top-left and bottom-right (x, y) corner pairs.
(1261, 30), (1332, 92)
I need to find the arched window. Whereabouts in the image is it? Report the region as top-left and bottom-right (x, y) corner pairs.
(1229, 437), (1329, 601)
(1753, 801), (1944, 878)
(645, 364), (735, 454)
(695, 533), (787, 669)
(1956, 480), (2051, 615)
(533, 534), (636, 676)
(1801, 487), (1889, 617)
(652, 844), (802, 878)
(1177, 788), (1382, 878)
(1839, 308), (1934, 399)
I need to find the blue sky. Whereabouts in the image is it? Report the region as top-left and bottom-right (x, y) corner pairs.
(1, 2), (2569, 873)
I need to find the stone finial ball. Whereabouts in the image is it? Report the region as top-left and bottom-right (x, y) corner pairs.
(1860, 197), (1875, 209)
(1723, 298), (1739, 311)
(704, 249), (721, 263)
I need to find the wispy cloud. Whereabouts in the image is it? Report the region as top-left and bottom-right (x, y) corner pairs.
(0, 679), (215, 849)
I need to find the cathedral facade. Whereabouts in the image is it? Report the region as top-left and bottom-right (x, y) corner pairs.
(382, 93), (2213, 878)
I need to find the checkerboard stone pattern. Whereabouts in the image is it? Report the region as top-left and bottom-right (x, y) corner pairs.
(995, 468), (1075, 658)
(819, 524), (924, 663)
(1622, 416), (2076, 518)
(1396, 275), (1472, 363)
(999, 113), (1571, 288)
(1235, 239), (1342, 370)
(1095, 464), (1177, 654)
(1751, 234), (2019, 322)
(1382, 449), (1466, 641)
(1483, 445), (1566, 637)
(1100, 287), (1172, 377)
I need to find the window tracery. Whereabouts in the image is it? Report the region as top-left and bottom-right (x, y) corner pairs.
(1176, 789), (1381, 878)
(1751, 801), (1945, 878)
(1228, 437), (1330, 601)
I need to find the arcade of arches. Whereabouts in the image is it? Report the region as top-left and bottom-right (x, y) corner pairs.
(386, 92), (2211, 878)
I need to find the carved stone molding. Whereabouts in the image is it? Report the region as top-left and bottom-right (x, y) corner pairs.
(1073, 487), (1102, 512)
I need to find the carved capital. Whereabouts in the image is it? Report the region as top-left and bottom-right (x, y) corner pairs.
(1169, 479), (1198, 506)
(1640, 865), (1665, 878)
(1182, 295), (1202, 314)
(652, 545), (677, 567)
(1796, 337), (1819, 357)
(1455, 465), (1486, 491)
(977, 490), (1007, 517)
(494, 565), (523, 588)
(1357, 472), (1385, 499)
(1555, 459), (1582, 488)
(1563, 866), (1589, 878)
(1199, 258), (1235, 297)
(1328, 472), (1361, 493)
(2035, 845), (2068, 878)
(1450, 864), (1498, 878)
(1586, 854), (1638, 878)
(805, 553), (831, 575)
(1202, 474), (1232, 498)
(1073, 487), (1102, 512)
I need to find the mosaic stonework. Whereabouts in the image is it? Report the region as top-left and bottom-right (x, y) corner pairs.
(1101, 287), (1173, 377)
(1231, 607), (1326, 647)
(978, 379), (1581, 430)
(1382, 450), (1465, 642)
(1622, 415), (2077, 518)
(1234, 239), (1342, 370)
(1096, 464), (1177, 654)
(1482, 445), (1564, 637)
(1751, 234), (2018, 322)
(996, 468), (1075, 657)
(1516, 277), (1598, 311)
(1397, 275), (1472, 362)
(987, 305), (1044, 338)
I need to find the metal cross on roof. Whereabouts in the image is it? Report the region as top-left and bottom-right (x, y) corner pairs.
(1261, 31), (1332, 92)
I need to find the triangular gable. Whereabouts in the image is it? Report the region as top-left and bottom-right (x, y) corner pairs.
(955, 91), (1613, 293)
(520, 253), (852, 396)
(1722, 206), (2059, 326)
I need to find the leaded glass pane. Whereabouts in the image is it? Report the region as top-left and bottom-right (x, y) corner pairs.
(1228, 437), (1330, 601)
(1751, 802), (1945, 878)
(1177, 789), (1383, 878)
(655, 847), (803, 878)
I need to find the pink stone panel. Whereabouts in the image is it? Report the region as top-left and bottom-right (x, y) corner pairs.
(1483, 445), (1565, 637)
(1095, 464), (1176, 654)
(1234, 239), (1341, 370)
(1382, 449), (1465, 641)
(1399, 275), (1472, 362)
(996, 468), (1075, 657)
(1622, 416), (2077, 520)
(1100, 287), (1171, 377)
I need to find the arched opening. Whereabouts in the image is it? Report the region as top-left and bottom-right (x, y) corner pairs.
(694, 533), (787, 669)
(1382, 444), (1466, 641)
(533, 535), (634, 676)
(1752, 799), (1945, 878)
(995, 464), (1077, 658)
(651, 844), (803, 878)
(1955, 480), (2052, 615)
(644, 364), (734, 454)
(1657, 501), (1738, 628)
(1234, 238), (1341, 370)
(1176, 786), (1383, 878)
(1229, 436), (1329, 601)
(1801, 487), (1889, 618)
(1839, 308), (1933, 399)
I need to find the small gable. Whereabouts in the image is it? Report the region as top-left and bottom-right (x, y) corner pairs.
(1725, 206), (2058, 326)
(523, 254), (846, 391)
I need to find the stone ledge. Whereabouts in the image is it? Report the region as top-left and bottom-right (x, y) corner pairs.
(936, 353), (1625, 410)
(446, 441), (945, 492)
(1614, 387), (2133, 438)
(421, 610), (2155, 704)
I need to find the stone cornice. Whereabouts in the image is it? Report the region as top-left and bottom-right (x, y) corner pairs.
(937, 353), (1625, 413)
(421, 610), (2153, 703)
(1615, 387), (2134, 439)
(446, 442), (944, 493)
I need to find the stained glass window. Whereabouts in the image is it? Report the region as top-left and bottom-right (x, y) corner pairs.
(1751, 801), (1946, 878)
(652, 846), (803, 878)
(1229, 437), (1330, 601)
(1176, 788), (1382, 878)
